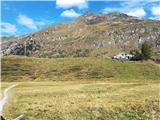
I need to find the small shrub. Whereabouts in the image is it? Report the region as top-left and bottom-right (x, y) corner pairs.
(141, 42), (152, 60)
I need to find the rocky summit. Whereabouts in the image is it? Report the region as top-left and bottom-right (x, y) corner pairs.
(1, 12), (160, 59)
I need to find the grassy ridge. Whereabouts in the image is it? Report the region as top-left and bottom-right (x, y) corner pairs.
(2, 56), (160, 81)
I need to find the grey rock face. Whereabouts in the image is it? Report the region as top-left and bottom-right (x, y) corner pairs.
(2, 39), (40, 56)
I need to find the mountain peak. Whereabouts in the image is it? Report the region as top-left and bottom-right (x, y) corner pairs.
(76, 12), (135, 25)
(77, 13), (107, 24)
(107, 12), (129, 17)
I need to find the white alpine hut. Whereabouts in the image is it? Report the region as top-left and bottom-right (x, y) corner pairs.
(113, 52), (134, 60)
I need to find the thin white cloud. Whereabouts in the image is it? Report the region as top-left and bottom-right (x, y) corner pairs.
(1, 22), (17, 34)
(152, 6), (160, 16)
(150, 6), (160, 20)
(103, 8), (118, 13)
(17, 14), (37, 30)
(103, 1), (160, 20)
(61, 9), (81, 18)
(17, 14), (54, 30)
(149, 16), (160, 20)
(36, 18), (54, 26)
(103, 0), (148, 19)
(126, 8), (146, 18)
(56, 0), (88, 9)
(36, 21), (46, 26)
(103, 7), (146, 18)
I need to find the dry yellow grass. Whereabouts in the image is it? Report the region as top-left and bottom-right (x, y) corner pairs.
(0, 82), (12, 99)
(1, 80), (160, 120)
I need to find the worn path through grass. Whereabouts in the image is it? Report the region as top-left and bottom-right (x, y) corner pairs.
(1, 80), (160, 120)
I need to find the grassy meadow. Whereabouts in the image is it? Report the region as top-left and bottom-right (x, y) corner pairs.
(1, 81), (160, 120)
(1, 56), (160, 120)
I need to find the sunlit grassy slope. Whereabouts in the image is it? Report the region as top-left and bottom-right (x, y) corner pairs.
(2, 81), (160, 120)
(2, 55), (160, 81)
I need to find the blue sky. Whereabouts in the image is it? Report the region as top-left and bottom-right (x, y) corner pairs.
(1, 0), (160, 36)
